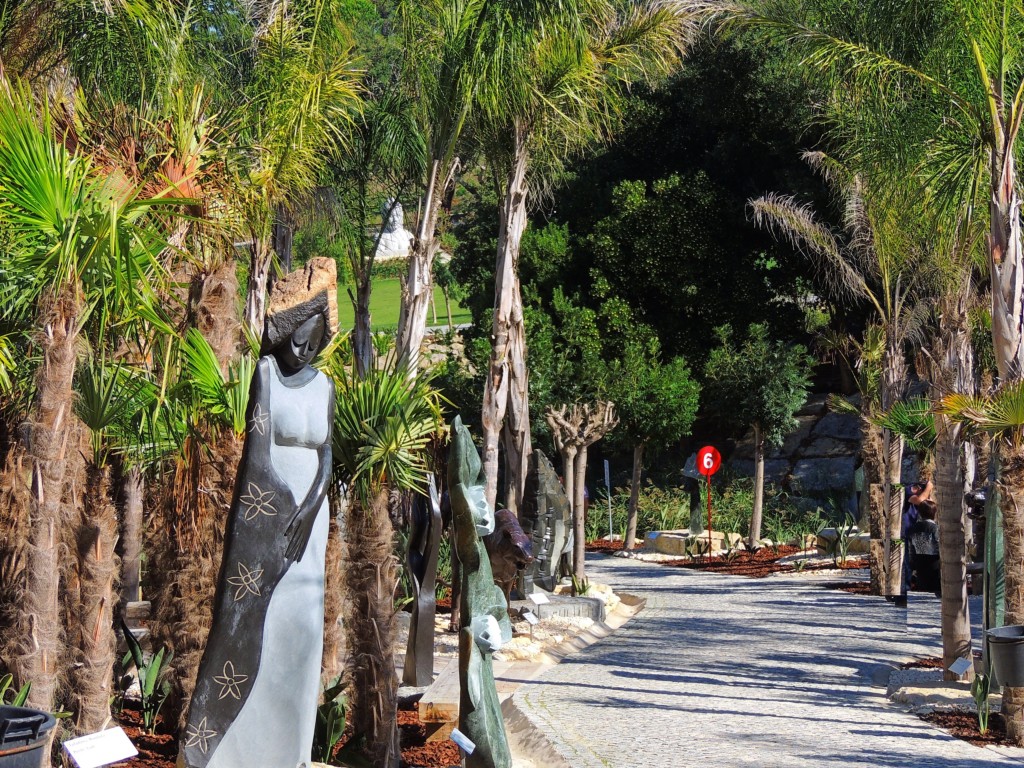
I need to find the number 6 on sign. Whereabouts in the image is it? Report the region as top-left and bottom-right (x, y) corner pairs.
(697, 446), (721, 476)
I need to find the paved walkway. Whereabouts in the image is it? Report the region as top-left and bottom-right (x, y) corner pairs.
(511, 554), (1024, 767)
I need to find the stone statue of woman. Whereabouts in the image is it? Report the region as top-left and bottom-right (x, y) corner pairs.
(448, 417), (512, 768)
(180, 259), (337, 768)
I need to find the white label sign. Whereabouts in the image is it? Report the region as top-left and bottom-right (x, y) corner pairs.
(949, 657), (974, 677)
(450, 727), (476, 755)
(529, 592), (550, 605)
(63, 727), (138, 768)
(522, 609), (540, 626)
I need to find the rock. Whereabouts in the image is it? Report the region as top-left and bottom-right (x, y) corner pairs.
(810, 412), (860, 441)
(790, 457), (856, 493)
(729, 459), (790, 485)
(803, 436), (857, 458)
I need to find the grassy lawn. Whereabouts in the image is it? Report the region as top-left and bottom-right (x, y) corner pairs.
(337, 278), (472, 330)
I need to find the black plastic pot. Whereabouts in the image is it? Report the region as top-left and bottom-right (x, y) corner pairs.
(988, 625), (1024, 687)
(0, 706), (55, 768)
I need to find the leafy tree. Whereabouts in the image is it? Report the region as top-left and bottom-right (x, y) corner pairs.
(610, 344), (700, 550)
(704, 323), (812, 547)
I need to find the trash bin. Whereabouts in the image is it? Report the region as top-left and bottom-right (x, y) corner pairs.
(988, 625), (1024, 687)
(0, 706), (55, 768)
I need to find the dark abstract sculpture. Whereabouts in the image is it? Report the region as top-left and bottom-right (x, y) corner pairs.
(180, 259), (337, 768)
(484, 509), (534, 608)
(403, 475), (443, 687)
(519, 451), (572, 593)
(449, 417), (512, 768)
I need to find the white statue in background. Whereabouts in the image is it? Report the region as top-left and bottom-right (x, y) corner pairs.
(374, 198), (415, 261)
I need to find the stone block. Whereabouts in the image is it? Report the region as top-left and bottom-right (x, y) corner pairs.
(729, 459), (790, 485)
(790, 457), (856, 493)
(810, 412), (860, 441)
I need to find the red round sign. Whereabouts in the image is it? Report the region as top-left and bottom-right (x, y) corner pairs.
(697, 445), (721, 476)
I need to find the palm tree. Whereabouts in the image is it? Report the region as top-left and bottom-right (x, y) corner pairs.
(697, 0), (1024, 734)
(475, 0), (690, 512)
(71, 355), (159, 731)
(394, 0), (580, 372)
(328, 356), (443, 767)
(233, 0), (362, 337)
(751, 159), (926, 596)
(0, 79), (176, 717)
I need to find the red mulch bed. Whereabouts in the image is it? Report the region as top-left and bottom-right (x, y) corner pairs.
(587, 539), (869, 579)
(900, 656), (945, 670)
(111, 697), (463, 768)
(111, 703), (177, 768)
(822, 580), (873, 594)
(662, 545), (869, 579)
(921, 710), (1013, 747)
(586, 539), (627, 555)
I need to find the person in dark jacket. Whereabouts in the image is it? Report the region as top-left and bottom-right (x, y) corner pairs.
(908, 499), (941, 595)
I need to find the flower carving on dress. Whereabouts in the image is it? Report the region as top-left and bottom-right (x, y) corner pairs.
(185, 717), (218, 754)
(227, 561), (264, 601)
(214, 660), (249, 701)
(250, 403), (269, 436)
(241, 483), (277, 520)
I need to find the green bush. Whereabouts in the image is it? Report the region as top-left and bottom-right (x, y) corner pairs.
(371, 258), (409, 280)
(585, 473), (827, 545)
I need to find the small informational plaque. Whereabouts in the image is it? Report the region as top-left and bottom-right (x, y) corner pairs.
(949, 657), (974, 677)
(450, 727), (476, 755)
(522, 609), (540, 626)
(63, 727), (138, 768)
(529, 592), (550, 606)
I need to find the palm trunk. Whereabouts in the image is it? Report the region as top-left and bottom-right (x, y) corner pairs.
(354, 274), (374, 379)
(16, 288), (80, 715)
(119, 465), (143, 606)
(1000, 443), (1024, 743)
(862, 419), (886, 595)
(930, 297), (976, 680)
(500, 273), (531, 515)
(933, 417), (973, 680)
(881, 428), (905, 597)
(749, 423), (765, 548)
(987, 131), (1024, 743)
(443, 288), (453, 330)
(572, 446), (588, 586)
(73, 464), (119, 734)
(272, 205), (295, 275)
(244, 238), (274, 340)
(482, 132), (530, 511)
(344, 487), (400, 767)
(397, 160), (445, 374)
(321, 495), (345, 686)
(155, 429), (243, 730)
(625, 443), (645, 551)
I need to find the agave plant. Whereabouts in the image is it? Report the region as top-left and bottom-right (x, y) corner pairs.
(326, 354), (443, 767)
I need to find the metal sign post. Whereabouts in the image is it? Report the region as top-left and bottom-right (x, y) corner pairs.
(697, 446), (721, 559)
(604, 459), (613, 543)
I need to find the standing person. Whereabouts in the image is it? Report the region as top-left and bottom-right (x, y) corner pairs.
(181, 260), (337, 768)
(896, 478), (934, 607)
(908, 499), (941, 595)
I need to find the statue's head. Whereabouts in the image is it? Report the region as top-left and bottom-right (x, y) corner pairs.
(261, 258), (337, 368)
(470, 614), (503, 653)
(448, 417), (495, 535)
(274, 313), (326, 372)
(382, 198), (404, 232)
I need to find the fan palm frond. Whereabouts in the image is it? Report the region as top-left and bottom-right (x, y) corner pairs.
(327, 355), (445, 500)
(874, 396), (936, 455)
(939, 382), (1024, 446)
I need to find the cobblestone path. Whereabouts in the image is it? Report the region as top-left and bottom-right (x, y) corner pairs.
(512, 554), (1024, 767)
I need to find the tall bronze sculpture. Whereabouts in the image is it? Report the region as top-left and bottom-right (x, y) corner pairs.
(448, 417), (512, 768)
(403, 475), (443, 687)
(180, 259), (337, 768)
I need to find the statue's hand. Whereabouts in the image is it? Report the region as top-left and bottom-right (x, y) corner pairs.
(283, 501), (315, 564)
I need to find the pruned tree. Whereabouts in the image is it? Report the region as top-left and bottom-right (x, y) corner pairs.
(704, 323), (812, 548)
(545, 401), (618, 586)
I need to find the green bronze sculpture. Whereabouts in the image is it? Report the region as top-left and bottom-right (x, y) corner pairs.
(448, 417), (512, 768)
